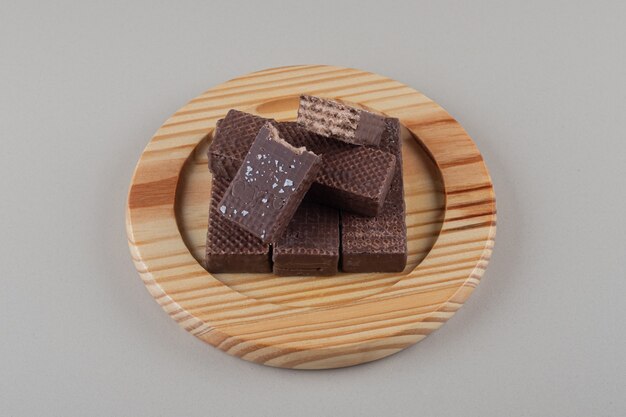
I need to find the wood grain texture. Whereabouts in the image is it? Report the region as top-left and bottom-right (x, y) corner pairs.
(126, 65), (496, 369)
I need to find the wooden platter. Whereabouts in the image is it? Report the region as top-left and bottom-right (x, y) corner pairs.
(126, 65), (496, 369)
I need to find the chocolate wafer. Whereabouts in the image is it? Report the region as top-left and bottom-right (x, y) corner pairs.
(341, 118), (408, 272)
(217, 123), (321, 243)
(297, 95), (386, 147)
(276, 122), (396, 216)
(308, 146), (395, 216)
(273, 201), (339, 276)
(205, 177), (271, 273)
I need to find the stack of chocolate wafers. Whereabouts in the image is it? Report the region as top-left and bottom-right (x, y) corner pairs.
(205, 95), (407, 275)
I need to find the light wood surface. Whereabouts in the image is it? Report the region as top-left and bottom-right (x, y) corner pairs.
(126, 65), (496, 369)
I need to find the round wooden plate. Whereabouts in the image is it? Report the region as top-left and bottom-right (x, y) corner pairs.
(126, 65), (496, 369)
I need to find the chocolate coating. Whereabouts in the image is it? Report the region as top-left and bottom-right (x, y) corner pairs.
(205, 177), (271, 273)
(308, 146), (395, 216)
(218, 123), (321, 243)
(208, 110), (272, 179)
(273, 201), (339, 276)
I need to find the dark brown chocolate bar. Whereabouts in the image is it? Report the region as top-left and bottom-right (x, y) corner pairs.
(208, 110), (271, 179)
(297, 95), (386, 147)
(217, 123), (321, 243)
(205, 177), (271, 273)
(273, 201), (339, 276)
(341, 118), (408, 272)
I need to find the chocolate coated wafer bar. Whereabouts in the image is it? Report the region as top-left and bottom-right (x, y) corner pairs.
(205, 177), (271, 273)
(218, 123), (321, 243)
(341, 118), (407, 272)
(308, 146), (395, 217)
(273, 201), (339, 276)
(297, 95), (386, 147)
(276, 122), (396, 216)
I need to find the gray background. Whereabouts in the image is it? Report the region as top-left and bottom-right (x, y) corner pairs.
(1, 1), (625, 416)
